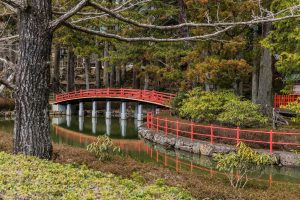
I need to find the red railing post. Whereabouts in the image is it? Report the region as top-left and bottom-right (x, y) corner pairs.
(270, 130), (273, 154)
(107, 88), (110, 95)
(191, 122), (194, 142)
(176, 120), (179, 138)
(156, 117), (159, 132)
(165, 118), (168, 136)
(147, 112), (150, 128)
(210, 124), (214, 144)
(236, 127), (240, 145)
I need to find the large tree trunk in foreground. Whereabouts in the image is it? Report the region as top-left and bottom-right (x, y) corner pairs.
(14, 0), (53, 159)
(51, 45), (60, 93)
(257, 22), (273, 107)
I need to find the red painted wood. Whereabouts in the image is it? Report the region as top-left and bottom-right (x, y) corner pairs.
(148, 113), (300, 152)
(55, 88), (176, 107)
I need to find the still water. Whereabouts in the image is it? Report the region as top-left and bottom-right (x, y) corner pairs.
(0, 117), (300, 185)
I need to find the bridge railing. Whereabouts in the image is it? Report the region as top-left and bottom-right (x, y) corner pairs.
(274, 95), (299, 108)
(56, 88), (176, 106)
(146, 112), (300, 154)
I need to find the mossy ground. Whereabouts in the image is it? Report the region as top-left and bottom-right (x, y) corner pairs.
(0, 151), (193, 199)
(0, 132), (300, 199)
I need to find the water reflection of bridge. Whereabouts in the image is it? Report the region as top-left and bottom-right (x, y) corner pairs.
(53, 125), (148, 152)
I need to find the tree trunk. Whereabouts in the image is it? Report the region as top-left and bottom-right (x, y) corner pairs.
(14, 0), (53, 159)
(116, 65), (121, 87)
(177, 0), (189, 37)
(110, 64), (115, 87)
(144, 71), (149, 90)
(95, 58), (101, 88)
(51, 45), (60, 93)
(257, 22), (273, 107)
(121, 64), (126, 85)
(67, 49), (75, 92)
(83, 57), (90, 89)
(132, 68), (140, 89)
(103, 41), (109, 87)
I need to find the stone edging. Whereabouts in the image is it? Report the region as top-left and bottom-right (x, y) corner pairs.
(138, 126), (300, 167)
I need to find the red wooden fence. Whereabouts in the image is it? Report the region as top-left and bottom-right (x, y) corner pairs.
(274, 95), (299, 108)
(146, 112), (300, 154)
(55, 88), (176, 107)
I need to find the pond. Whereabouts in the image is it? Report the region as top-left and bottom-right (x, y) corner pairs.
(0, 116), (300, 185)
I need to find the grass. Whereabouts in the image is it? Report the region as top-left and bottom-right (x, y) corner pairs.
(0, 151), (194, 200)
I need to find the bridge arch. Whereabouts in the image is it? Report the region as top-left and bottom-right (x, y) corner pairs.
(55, 88), (175, 108)
(53, 88), (176, 120)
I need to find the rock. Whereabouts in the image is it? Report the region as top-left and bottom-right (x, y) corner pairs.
(199, 143), (214, 156)
(277, 152), (300, 167)
(192, 142), (201, 154)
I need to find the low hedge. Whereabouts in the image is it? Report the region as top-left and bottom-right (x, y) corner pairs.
(0, 152), (193, 200)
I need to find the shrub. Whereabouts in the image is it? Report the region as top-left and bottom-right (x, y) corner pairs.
(178, 88), (267, 127)
(0, 152), (194, 199)
(217, 100), (268, 128)
(87, 135), (120, 161)
(179, 89), (236, 122)
(281, 98), (300, 123)
(214, 142), (276, 189)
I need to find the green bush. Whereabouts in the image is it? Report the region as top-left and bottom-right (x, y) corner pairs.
(179, 89), (235, 122)
(214, 142), (276, 189)
(217, 100), (268, 128)
(87, 135), (120, 161)
(178, 88), (267, 127)
(281, 98), (300, 123)
(0, 152), (194, 199)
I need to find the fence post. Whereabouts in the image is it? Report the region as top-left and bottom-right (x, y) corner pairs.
(270, 130), (273, 154)
(191, 122), (194, 142)
(156, 117), (159, 132)
(210, 124), (214, 144)
(147, 112), (150, 128)
(165, 118), (168, 136)
(176, 120), (179, 138)
(236, 127), (240, 145)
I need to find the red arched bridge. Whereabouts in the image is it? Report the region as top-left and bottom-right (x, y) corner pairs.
(55, 88), (176, 108)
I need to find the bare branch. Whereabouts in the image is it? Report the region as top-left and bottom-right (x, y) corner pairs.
(0, 57), (16, 69)
(49, 0), (89, 31)
(0, 0), (21, 10)
(89, 1), (300, 30)
(0, 79), (14, 90)
(0, 35), (19, 42)
(64, 22), (233, 42)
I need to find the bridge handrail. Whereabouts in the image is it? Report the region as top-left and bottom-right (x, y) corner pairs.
(55, 88), (176, 106)
(146, 112), (300, 154)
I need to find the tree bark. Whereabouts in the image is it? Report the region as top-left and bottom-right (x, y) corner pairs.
(103, 41), (109, 87)
(110, 64), (115, 87)
(132, 68), (140, 89)
(95, 58), (101, 88)
(177, 0), (189, 37)
(83, 56), (90, 89)
(115, 65), (120, 87)
(144, 71), (149, 90)
(14, 0), (53, 159)
(67, 49), (75, 92)
(121, 64), (126, 85)
(51, 45), (60, 93)
(257, 22), (273, 107)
